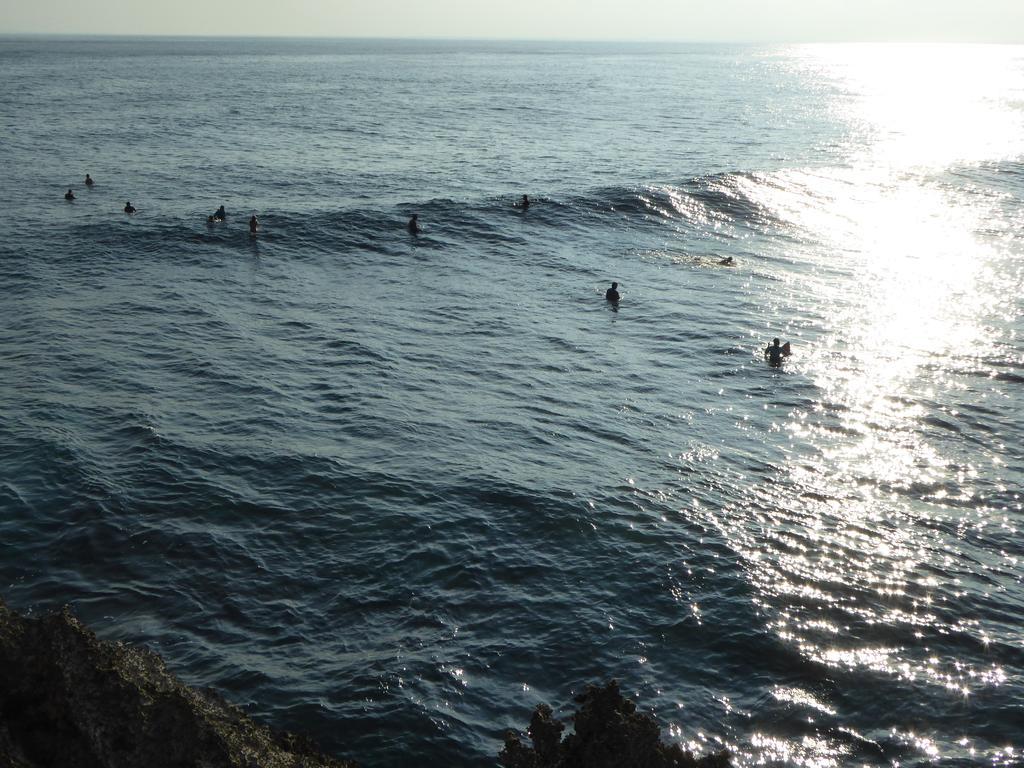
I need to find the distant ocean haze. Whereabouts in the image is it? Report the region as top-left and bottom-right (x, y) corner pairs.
(1, 37), (1023, 768)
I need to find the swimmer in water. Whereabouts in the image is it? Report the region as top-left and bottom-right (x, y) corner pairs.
(249, 215), (259, 233)
(408, 214), (421, 234)
(85, 174), (94, 187)
(213, 205), (226, 221)
(124, 201), (136, 214)
(516, 194), (530, 209)
(605, 281), (620, 303)
(719, 256), (734, 266)
(64, 189), (75, 201)
(764, 337), (789, 367)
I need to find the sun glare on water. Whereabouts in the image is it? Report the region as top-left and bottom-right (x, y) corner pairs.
(709, 43), (1024, 765)
(787, 42), (1023, 484)
(807, 43), (1024, 170)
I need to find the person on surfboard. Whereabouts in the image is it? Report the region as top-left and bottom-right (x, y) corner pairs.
(249, 215), (259, 233)
(605, 282), (620, 303)
(212, 205), (226, 221)
(764, 338), (791, 367)
(515, 194), (530, 209)
(407, 214), (421, 234)
(85, 174), (94, 187)
(124, 201), (136, 214)
(64, 189), (75, 200)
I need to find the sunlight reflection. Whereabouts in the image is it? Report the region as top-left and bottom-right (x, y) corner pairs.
(798, 43), (1024, 169)
(772, 686), (837, 716)
(750, 731), (844, 768)
(701, 43), (1024, 767)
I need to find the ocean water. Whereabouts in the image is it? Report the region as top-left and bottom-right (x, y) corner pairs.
(1, 36), (1023, 767)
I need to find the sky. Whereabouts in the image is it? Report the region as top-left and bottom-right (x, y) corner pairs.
(2, 0), (1023, 42)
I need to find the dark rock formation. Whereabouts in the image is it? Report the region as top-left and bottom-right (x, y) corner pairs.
(499, 681), (731, 768)
(0, 598), (356, 768)
(0, 599), (734, 768)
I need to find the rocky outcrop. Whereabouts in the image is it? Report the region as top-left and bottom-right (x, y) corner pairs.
(0, 598), (356, 768)
(499, 681), (731, 768)
(0, 599), (732, 768)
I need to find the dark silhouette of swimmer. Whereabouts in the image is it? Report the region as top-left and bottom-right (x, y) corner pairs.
(605, 282), (620, 303)
(249, 215), (259, 233)
(719, 256), (734, 266)
(85, 174), (94, 187)
(213, 205), (226, 221)
(64, 189), (75, 200)
(516, 194), (530, 209)
(765, 337), (791, 367)
(124, 201), (136, 214)
(408, 214), (421, 234)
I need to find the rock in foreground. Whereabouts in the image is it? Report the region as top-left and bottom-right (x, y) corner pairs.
(0, 598), (356, 768)
(499, 680), (730, 768)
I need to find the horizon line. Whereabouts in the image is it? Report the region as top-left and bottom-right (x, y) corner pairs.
(1, 32), (1021, 46)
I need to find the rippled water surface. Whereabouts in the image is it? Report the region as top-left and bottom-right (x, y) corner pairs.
(1, 38), (1023, 767)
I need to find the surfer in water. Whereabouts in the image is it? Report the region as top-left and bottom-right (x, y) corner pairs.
(605, 282), (620, 303)
(124, 201), (136, 214)
(64, 189), (75, 201)
(407, 214), (421, 234)
(85, 174), (94, 187)
(764, 337), (790, 367)
(212, 205), (227, 221)
(719, 256), (734, 266)
(515, 194), (530, 209)
(249, 215), (259, 233)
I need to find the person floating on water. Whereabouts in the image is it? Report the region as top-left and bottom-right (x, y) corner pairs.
(213, 205), (227, 221)
(719, 256), (734, 266)
(64, 189), (75, 200)
(764, 337), (791, 367)
(605, 281), (620, 303)
(249, 215), (259, 233)
(124, 201), (136, 214)
(85, 174), (94, 187)
(407, 214), (421, 234)
(515, 194), (530, 209)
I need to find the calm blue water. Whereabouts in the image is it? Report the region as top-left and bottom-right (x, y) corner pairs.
(2, 37), (1023, 767)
